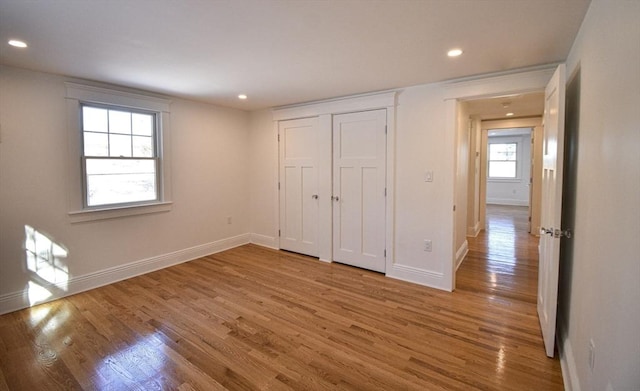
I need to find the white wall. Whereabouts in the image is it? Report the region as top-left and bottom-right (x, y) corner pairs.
(559, 1), (640, 390)
(0, 65), (251, 313)
(248, 70), (553, 292)
(0, 64), (555, 313)
(486, 133), (531, 206)
(466, 117), (481, 237)
(454, 101), (470, 267)
(394, 84), (456, 288)
(247, 85), (458, 289)
(248, 109), (279, 249)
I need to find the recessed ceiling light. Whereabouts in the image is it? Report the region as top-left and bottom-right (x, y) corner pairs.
(8, 39), (27, 48)
(506, 112), (515, 117)
(447, 48), (463, 57)
(238, 94), (247, 100)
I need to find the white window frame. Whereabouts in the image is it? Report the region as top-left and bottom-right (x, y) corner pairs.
(488, 140), (520, 181)
(65, 83), (172, 222)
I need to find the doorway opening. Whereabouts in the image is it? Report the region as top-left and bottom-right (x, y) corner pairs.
(486, 127), (533, 231)
(456, 92), (545, 288)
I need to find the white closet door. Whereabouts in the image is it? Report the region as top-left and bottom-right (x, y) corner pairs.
(279, 117), (319, 257)
(332, 110), (386, 272)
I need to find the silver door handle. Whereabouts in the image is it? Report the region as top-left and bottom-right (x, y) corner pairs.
(540, 227), (554, 236)
(554, 228), (572, 239)
(331, 196), (340, 201)
(312, 194), (318, 199)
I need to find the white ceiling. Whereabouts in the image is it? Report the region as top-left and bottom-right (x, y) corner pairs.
(0, 0), (590, 111)
(466, 92), (545, 120)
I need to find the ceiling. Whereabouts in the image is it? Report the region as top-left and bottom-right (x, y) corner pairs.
(466, 92), (545, 121)
(0, 0), (590, 111)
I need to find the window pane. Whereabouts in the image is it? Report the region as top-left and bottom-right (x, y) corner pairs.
(85, 159), (157, 206)
(109, 134), (132, 157)
(489, 161), (516, 178)
(109, 110), (132, 134)
(133, 136), (154, 157)
(132, 113), (153, 136)
(86, 158), (155, 175)
(489, 143), (517, 161)
(83, 132), (109, 156)
(83, 107), (107, 132)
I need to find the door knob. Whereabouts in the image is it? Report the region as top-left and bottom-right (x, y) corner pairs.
(554, 228), (572, 239)
(540, 227), (554, 236)
(312, 194), (318, 199)
(331, 196), (340, 201)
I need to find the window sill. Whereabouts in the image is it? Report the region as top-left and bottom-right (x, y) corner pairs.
(487, 178), (522, 183)
(68, 201), (173, 223)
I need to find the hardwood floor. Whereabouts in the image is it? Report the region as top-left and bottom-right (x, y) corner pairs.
(0, 207), (563, 390)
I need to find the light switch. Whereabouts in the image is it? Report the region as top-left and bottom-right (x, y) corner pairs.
(425, 170), (434, 182)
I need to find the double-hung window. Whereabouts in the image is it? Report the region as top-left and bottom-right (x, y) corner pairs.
(66, 83), (172, 222)
(82, 104), (159, 207)
(488, 142), (518, 179)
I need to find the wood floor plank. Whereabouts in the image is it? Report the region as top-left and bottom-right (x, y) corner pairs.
(0, 205), (563, 390)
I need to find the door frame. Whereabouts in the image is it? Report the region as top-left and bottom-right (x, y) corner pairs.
(273, 92), (397, 268)
(445, 66), (556, 291)
(479, 118), (543, 235)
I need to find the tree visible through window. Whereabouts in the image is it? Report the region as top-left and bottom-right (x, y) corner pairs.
(489, 142), (517, 178)
(81, 104), (159, 207)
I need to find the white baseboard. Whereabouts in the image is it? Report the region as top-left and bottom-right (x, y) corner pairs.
(467, 222), (481, 237)
(250, 233), (278, 249)
(0, 233), (250, 315)
(455, 240), (469, 271)
(486, 198), (529, 206)
(386, 263), (448, 291)
(559, 326), (582, 391)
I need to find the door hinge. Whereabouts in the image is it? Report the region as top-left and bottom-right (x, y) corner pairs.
(385, 125), (388, 134)
(277, 133), (280, 142)
(384, 249), (387, 257)
(453, 205), (456, 212)
(278, 230), (281, 237)
(384, 187), (387, 197)
(278, 182), (280, 190)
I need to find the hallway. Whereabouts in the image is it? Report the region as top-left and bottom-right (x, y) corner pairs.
(457, 205), (540, 304)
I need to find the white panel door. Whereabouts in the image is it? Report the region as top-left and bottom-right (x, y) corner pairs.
(332, 110), (386, 273)
(538, 64), (566, 358)
(279, 117), (319, 257)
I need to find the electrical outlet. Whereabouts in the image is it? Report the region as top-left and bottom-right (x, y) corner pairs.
(424, 240), (432, 252)
(588, 339), (596, 373)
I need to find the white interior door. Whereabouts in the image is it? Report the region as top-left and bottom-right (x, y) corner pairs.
(332, 110), (386, 273)
(279, 117), (319, 257)
(538, 64), (566, 358)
